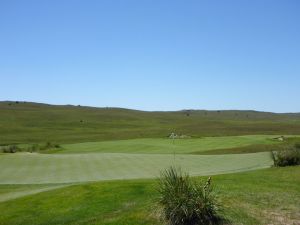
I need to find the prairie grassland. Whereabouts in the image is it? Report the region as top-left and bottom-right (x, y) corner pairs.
(1, 101), (300, 144)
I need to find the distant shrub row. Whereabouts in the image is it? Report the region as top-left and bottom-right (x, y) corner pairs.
(0, 145), (20, 153)
(0, 142), (61, 153)
(29, 142), (61, 152)
(271, 144), (300, 167)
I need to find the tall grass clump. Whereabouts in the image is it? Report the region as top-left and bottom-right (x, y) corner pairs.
(271, 145), (300, 167)
(158, 167), (220, 225)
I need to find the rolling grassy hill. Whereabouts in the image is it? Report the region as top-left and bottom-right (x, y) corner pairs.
(1, 101), (300, 145)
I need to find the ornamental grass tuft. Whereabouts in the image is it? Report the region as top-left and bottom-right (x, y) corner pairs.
(158, 167), (221, 225)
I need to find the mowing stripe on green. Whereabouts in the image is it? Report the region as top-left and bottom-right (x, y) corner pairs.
(0, 152), (273, 184)
(60, 135), (280, 154)
(0, 184), (69, 202)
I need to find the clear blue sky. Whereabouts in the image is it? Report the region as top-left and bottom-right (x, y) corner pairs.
(0, 0), (299, 112)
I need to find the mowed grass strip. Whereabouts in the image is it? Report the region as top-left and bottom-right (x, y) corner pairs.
(0, 184), (69, 202)
(60, 135), (279, 154)
(0, 152), (272, 184)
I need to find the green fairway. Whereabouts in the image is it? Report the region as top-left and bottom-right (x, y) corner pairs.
(0, 166), (299, 225)
(0, 152), (272, 184)
(60, 135), (280, 154)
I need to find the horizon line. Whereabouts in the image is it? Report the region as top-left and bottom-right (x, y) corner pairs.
(1, 100), (300, 114)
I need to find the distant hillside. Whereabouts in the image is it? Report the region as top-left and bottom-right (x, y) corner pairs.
(1, 101), (300, 144)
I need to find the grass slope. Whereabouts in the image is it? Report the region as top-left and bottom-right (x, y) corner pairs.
(0, 166), (299, 225)
(1, 101), (300, 144)
(0, 152), (272, 184)
(59, 135), (279, 154)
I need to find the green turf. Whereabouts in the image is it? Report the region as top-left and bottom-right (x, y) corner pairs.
(0, 152), (272, 184)
(199, 136), (300, 154)
(1, 102), (299, 224)
(1, 101), (300, 144)
(0, 166), (299, 225)
(59, 135), (279, 154)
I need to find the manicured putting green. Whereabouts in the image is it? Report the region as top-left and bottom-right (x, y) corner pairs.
(0, 152), (272, 184)
(61, 135), (279, 154)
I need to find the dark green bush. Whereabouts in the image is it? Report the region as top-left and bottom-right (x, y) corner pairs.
(158, 167), (220, 225)
(271, 146), (300, 167)
(54, 143), (60, 148)
(1, 142), (60, 153)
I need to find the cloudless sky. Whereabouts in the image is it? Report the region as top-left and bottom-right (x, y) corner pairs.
(0, 0), (299, 112)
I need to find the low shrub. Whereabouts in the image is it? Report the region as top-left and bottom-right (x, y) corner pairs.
(54, 143), (60, 148)
(1, 145), (20, 153)
(271, 146), (300, 167)
(158, 167), (220, 225)
(40, 142), (60, 151)
(1, 142), (61, 153)
(27, 144), (40, 152)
